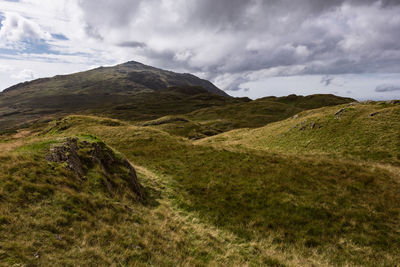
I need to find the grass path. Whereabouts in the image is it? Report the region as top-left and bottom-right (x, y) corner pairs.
(133, 163), (332, 267)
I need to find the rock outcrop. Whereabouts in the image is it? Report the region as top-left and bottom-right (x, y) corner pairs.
(47, 137), (144, 200)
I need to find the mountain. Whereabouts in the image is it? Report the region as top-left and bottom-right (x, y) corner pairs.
(0, 61), (230, 129)
(0, 61), (355, 135)
(2, 61), (227, 96)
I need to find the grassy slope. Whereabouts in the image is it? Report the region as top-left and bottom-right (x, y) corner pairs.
(137, 115), (222, 140)
(139, 94), (354, 139)
(1, 70), (354, 135)
(1, 115), (398, 266)
(87, 89), (243, 123)
(0, 85), (242, 131)
(199, 101), (400, 165)
(185, 94), (354, 131)
(0, 128), (285, 266)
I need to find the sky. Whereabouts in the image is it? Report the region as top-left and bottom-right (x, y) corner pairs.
(0, 0), (400, 100)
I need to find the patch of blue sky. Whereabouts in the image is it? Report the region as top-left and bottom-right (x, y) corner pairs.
(0, 39), (60, 58)
(0, 48), (20, 56)
(23, 39), (61, 54)
(51, 33), (69, 40)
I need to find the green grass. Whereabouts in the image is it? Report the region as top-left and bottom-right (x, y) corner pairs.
(131, 94), (355, 140)
(0, 126), (289, 266)
(200, 101), (400, 165)
(139, 115), (221, 139)
(1, 97), (399, 266)
(2, 152), (276, 266)
(185, 94), (354, 133)
(15, 140), (58, 153)
(20, 114), (398, 266)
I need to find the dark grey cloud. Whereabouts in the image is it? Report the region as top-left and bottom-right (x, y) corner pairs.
(186, 0), (254, 30)
(321, 76), (334, 86)
(375, 84), (400, 92)
(84, 24), (103, 40)
(118, 41), (146, 48)
(223, 76), (249, 91)
(77, 0), (400, 90)
(79, 0), (142, 28)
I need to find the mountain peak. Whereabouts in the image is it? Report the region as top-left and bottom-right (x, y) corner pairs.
(0, 61), (230, 129)
(118, 60), (148, 69)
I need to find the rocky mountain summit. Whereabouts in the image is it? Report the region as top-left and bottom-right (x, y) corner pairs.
(0, 61), (229, 128)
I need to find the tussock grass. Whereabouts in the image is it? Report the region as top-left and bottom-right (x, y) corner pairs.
(0, 127), (287, 266)
(1, 109), (399, 266)
(185, 94), (354, 132)
(139, 115), (221, 140)
(199, 102), (400, 165)
(130, 94), (354, 140)
(27, 114), (400, 266)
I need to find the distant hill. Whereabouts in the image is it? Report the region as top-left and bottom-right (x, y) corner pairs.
(0, 61), (230, 129)
(199, 100), (400, 164)
(0, 60), (355, 135)
(138, 94), (355, 139)
(186, 94), (355, 131)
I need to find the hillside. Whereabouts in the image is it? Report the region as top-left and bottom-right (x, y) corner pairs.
(185, 94), (355, 131)
(0, 61), (230, 129)
(0, 113), (399, 266)
(2, 61), (226, 96)
(139, 94), (354, 139)
(199, 101), (400, 165)
(0, 61), (354, 135)
(0, 61), (354, 138)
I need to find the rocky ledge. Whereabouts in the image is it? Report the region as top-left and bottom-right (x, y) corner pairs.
(46, 137), (144, 201)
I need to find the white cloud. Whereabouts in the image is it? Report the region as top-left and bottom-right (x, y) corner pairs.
(231, 74), (400, 101)
(11, 68), (35, 80)
(0, 11), (51, 48)
(295, 45), (311, 58)
(0, 57), (93, 90)
(0, 64), (13, 72)
(0, 0), (400, 100)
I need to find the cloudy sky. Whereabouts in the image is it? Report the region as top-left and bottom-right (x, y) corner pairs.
(0, 0), (400, 100)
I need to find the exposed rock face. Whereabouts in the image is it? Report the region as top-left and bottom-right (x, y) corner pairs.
(298, 121), (320, 131)
(46, 138), (84, 178)
(334, 108), (346, 117)
(46, 137), (144, 200)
